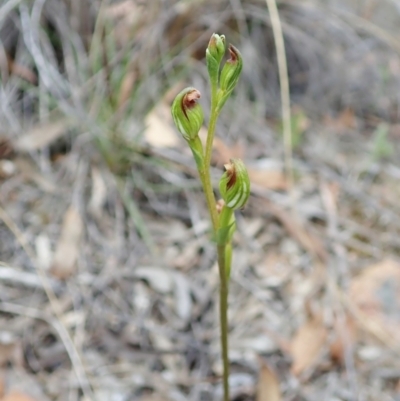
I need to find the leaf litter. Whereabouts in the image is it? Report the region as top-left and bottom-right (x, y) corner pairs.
(1, 0), (400, 400)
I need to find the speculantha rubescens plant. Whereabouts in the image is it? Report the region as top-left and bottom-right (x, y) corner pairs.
(171, 34), (250, 401)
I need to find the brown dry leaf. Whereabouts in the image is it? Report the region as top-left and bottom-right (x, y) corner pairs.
(248, 169), (288, 191)
(14, 121), (67, 152)
(2, 391), (37, 401)
(256, 361), (281, 401)
(212, 137), (244, 166)
(349, 259), (400, 341)
(329, 314), (357, 365)
(290, 316), (328, 376)
(144, 104), (180, 148)
(51, 206), (83, 279)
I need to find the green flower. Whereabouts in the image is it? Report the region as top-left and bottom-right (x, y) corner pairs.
(206, 33), (225, 87)
(217, 45), (243, 109)
(220, 45), (243, 92)
(171, 87), (204, 142)
(207, 33), (225, 64)
(219, 158), (250, 210)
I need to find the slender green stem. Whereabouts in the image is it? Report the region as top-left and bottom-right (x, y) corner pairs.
(198, 82), (231, 401)
(198, 85), (220, 232)
(205, 86), (219, 170)
(198, 143), (231, 401)
(205, 84), (231, 401)
(217, 244), (230, 401)
(198, 167), (218, 232)
(219, 206), (234, 238)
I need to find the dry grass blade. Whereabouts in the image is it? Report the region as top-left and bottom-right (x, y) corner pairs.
(264, 0), (293, 195)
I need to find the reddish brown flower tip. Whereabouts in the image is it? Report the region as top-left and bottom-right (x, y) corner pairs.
(219, 44), (243, 104)
(227, 45), (240, 64)
(224, 160), (237, 190)
(184, 89), (201, 108)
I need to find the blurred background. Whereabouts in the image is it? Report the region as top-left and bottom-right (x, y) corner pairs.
(1, 0), (400, 400)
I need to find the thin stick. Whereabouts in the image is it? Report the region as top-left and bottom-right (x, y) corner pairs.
(264, 0), (294, 193)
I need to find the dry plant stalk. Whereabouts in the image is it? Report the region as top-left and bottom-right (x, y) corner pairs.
(171, 34), (250, 401)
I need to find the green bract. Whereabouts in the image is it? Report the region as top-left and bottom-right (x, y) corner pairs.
(171, 87), (204, 142)
(219, 158), (250, 210)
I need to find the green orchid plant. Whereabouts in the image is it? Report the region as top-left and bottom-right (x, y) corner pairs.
(171, 34), (250, 401)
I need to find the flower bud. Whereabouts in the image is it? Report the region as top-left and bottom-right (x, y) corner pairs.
(219, 44), (243, 94)
(206, 33), (225, 86)
(219, 158), (250, 210)
(171, 87), (204, 142)
(207, 33), (225, 65)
